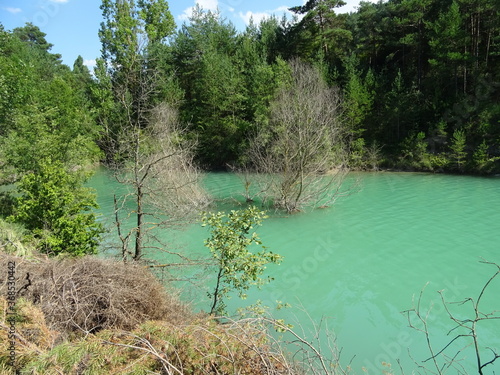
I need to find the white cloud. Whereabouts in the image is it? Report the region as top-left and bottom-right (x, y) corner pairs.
(4, 7), (22, 14)
(178, 8), (192, 21)
(238, 6), (293, 26)
(83, 59), (96, 69)
(178, 0), (219, 21)
(237, 0), (380, 26)
(197, 0), (218, 11)
(238, 11), (271, 25)
(338, 0), (380, 13)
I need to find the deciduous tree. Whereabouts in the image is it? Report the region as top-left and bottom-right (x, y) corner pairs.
(201, 206), (282, 315)
(97, 0), (208, 262)
(248, 59), (349, 213)
(112, 103), (209, 262)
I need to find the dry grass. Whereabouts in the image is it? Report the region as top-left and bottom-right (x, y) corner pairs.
(12, 314), (299, 374)
(0, 299), (346, 375)
(0, 220), (36, 258)
(0, 254), (349, 375)
(0, 295), (60, 372)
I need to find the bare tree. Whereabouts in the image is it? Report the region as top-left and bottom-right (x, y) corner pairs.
(112, 101), (210, 263)
(95, 1), (211, 264)
(247, 59), (351, 213)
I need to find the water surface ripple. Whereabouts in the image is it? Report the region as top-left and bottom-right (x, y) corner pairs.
(90, 170), (500, 373)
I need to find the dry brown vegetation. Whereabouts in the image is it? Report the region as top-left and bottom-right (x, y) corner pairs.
(1, 296), (344, 375)
(243, 60), (352, 213)
(0, 298), (292, 374)
(0, 254), (351, 374)
(0, 254), (190, 336)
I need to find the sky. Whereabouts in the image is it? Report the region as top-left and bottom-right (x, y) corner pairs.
(0, 0), (376, 69)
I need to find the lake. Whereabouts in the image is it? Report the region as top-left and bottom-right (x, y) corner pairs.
(89, 169), (500, 374)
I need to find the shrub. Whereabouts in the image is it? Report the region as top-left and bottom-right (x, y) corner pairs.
(8, 160), (104, 256)
(0, 255), (190, 336)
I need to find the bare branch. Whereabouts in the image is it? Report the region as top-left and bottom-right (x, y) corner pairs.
(404, 260), (500, 374)
(245, 59), (353, 213)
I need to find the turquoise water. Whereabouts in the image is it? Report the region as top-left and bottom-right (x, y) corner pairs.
(89, 170), (500, 373)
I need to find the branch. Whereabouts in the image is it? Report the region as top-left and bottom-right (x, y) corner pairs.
(102, 333), (184, 375)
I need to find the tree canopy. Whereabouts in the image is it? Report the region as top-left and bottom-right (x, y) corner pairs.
(1, 0), (500, 255)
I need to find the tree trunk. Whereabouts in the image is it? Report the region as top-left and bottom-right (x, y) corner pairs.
(210, 267), (224, 315)
(134, 185), (143, 261)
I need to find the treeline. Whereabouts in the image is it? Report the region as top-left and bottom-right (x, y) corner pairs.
(2, 0), (500, 173)
(1, 0), (500, 255)
(168, 0), (500, 173)
(4, 0), (498, 174)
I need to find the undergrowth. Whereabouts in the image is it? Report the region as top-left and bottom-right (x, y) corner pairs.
(0, 254), (341, 374)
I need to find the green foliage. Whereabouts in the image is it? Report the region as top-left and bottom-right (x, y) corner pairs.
(171, 8), (295, 168)
(343, 58), (373, 135)
(0, 26), (65, 132)
(427, 0), (468, 89)
(201, 206), (282, 315)
(0, 218), (36, 257)
(10, 0), (500, 174)
(385, 70), (406, 141)
(97, 0), (178, 163)
(341, 0), (500, 173)
(137, 0), (175, 43)
(72, 55), (93, 92)
(9, 159), (103, 256)
(348, 137), (384, 171)
(13, 22), (54, 52)
(449, 129), (467, 171)
(349, 137), (366, 168)
(3, 103), (101, 175)
(0, 24), (101, 178)
(99, 0), (175, 68)
(194, 49), (248, 165)
(473, 140), (488, 169)
(0, 24), (105, 258)
(289, 0), (350, 63)
(472, 140), (499, 173)
(172, 9), (244, 166)
(400, 132), (437, 171)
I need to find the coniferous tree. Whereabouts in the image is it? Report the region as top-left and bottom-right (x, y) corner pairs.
(0, 25), (103, 254)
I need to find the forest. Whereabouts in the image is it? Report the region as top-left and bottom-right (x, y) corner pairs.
(1, 0), (499, 255)
(0, 0), (500, 373)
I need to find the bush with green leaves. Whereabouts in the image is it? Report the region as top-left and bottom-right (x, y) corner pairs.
(201, 206), (282, 315)
(9, 159), (104, 256)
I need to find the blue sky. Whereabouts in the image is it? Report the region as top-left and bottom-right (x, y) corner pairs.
(0, 0), (375, 69)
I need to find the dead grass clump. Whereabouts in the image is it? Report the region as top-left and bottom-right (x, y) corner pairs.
(163, 318), (292, 374)
(0, 254), (191, 336)
(0, 296), (59, 371)
(22, 316), (298, 375)
(0, 219), (36, 258)
(0, 254), (347, 374)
